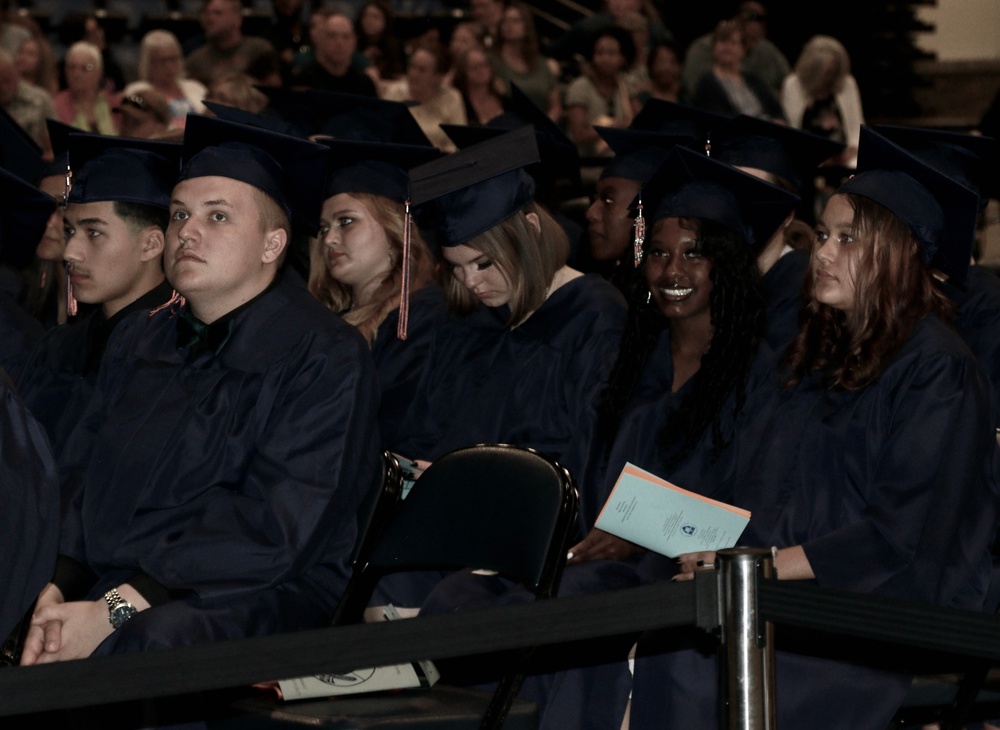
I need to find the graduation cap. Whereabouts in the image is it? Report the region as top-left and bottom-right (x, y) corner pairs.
(0, 107), (44, 184)
(178, 113), (332, 237)
(839, 125), (980, 286)
(629, 99), (729, 145)
(441, 83), (582, 191)
(594, 126), (702, 183)
(873, 124), (998, 211)
(409, 125), (539, 248)
(67, 133), (182, 210)
(635, 145), (799, 252)
(0, 167), (58, 270)
(202, 100), (304, 138)
(43, 119), (76, 181)
(257, 87), (433, 146)
(318, 138), (442, 203)
(708, 114), (845, 193)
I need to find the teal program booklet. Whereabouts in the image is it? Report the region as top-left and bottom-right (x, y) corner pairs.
(595, 462), (750, 558)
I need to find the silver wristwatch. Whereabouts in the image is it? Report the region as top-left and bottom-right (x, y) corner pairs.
(103, 588), (137, 629)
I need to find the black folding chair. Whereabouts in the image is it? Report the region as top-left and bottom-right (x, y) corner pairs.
(227, 443), (580, 730)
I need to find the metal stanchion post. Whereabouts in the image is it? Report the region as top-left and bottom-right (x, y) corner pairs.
(718, 547), (776, 730)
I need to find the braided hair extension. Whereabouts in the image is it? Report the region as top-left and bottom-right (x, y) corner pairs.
(659, 220), (764, 466)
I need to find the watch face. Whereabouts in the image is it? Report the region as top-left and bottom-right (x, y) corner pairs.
(110, 604), (137, 629)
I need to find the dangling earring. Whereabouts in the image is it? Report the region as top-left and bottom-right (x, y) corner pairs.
(646, 290), (651, 305)
(633, 197), (645, 268)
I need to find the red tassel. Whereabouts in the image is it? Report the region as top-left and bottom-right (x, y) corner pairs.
(65, 261), (77, 318)
(397, 199), (411, 341)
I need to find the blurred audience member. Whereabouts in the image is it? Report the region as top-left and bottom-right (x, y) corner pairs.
(782, 35), (863, 168)
(444, 21), (486, 87)
(14, 30), (57, 96)
(492, 1), (561, 123)
(128, 30), (207, 130)
(565, 26), (637, 158)
(682, 1), (789, 99)
(266, 0), (309, 83)
(0, 1), (29, 57)
(690, 19), (784, 121)
(112, 85), (175, 140)
(290, 10), (377, 96)
(383, 43), (467, 152)
(53, 42), (119, 135)
(204, 71), (269, 113)
(185, 0), (276, 88)
(356, 0), (405, 84)
(548, 0), (673, 64)
(638, 40), (683, 104)
(56, 11), (126, 93)
(0, 48), (53, 152)
(453, 46), (507, 125)
(467, 0), (506, 48)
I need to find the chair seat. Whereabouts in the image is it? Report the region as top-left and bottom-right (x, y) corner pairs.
(220, 685), (539, 730)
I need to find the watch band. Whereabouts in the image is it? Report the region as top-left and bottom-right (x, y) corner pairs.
(103, 588), (137, 629)
(103, 588), (125, 612)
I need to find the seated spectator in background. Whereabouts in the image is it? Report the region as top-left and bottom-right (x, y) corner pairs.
(266, 0), (309, 84)
(681, 1), (789, 100)
(112, 86), (176, 141)
(54, 41), (120, 135)
(14, 27), (57, 96)
(565, 26), (638, 160)
(205, 71), (270, 113)
(690, 19), (784, 122)
(0, 48), (53, 153)
(17, 134), (179, 456)
(56, 12), (126, 94)
(452, 46), (507, 125)
(355, 0), (405, 85)
(548, 0), (673, 64)
(384, 44), (467, 152)
(443, 20), (485, 88)
(21, 116), (382, 692)
(638, 40), (683, 104)
(185, 0), (276, 89)
(0, 0), (29, 57)
(491, 1), (561, 123)
(290, 10), (377, 97)
(128, 30), (207, 131)
(467, 0), (505, 48)
(782, 35), (863, 168)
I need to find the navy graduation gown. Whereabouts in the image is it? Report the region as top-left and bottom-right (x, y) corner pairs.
(370, 283), (450, 451)
(0, 368), (59, 641)
(941, 264), (1000, 428)
(16, 280), (176, 455)
(58, 276), (382, 650)
(0, 290), (43, 383)
(396, 274), (627, 528)
(630, 315), (1000, 730)
(760, 247), (808, 356)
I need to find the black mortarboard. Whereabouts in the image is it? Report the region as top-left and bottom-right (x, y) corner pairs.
(441, 83), (582, 190)
(202, 100), (304, 138)
(178, 113), (332, 237)
(0, 107), (44, 184)
(874, 124), (998, 210)
(67, 133), (182, 210)
(0, 167), (57, 269)
(708, 114), (845, 192)
(257, 87), (433, 146)
(410, 126), (539, 247)
(629, 99), (729, 143)
(839, 126), (980, 285)
(317, 138), (442, 203)
(594, 126), (701, 182)
(636, 145), (799, 249)
(43, 119), (76, 182)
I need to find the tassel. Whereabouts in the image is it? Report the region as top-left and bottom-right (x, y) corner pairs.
(396, 199), (412, 341)
(633, 197), (645, 268)
(65, 261), (77, 318)
(149, 290), (183, 317)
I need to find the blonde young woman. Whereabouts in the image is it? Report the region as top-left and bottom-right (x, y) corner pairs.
(126, 30), (207, 130)
(309, 138), (446, 450)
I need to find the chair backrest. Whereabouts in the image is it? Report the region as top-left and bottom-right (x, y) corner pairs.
(336, 444), (579, 624)
(350, 450), (404, 566)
